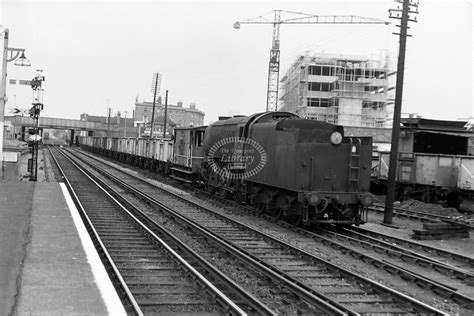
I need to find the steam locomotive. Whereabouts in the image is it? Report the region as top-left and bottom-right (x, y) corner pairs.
(78, 111), (374, 226)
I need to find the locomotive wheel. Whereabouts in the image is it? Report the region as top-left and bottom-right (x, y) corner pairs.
(207, 185), (217, 195)
(233, 191), (245, 204)
(428, 191), (438, 204)
(221, 189), (232, 199)
(447, 191), (462, 208)
(287, 204), (303, 227)
(288, 214), (302, 227)
(256, 204), (267, 216)
(272, 208), (283, 222)
(217, 188), (226, 198)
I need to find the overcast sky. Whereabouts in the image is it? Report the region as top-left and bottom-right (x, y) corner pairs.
(1, 0), (472, 124)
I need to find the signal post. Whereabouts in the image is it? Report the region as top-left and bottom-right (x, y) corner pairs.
(28, 73), (45, 181)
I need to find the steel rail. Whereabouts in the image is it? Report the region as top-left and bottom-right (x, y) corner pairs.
(48, 146), (143, 316)
(68, 147), (448, 315)
(59, 149), (276, 315)
(272, 221), (474, 308)
(54, 147), (247, 316)
(371, 203), (474, 229)
(370, 204), (438, 222)
(346, 226), (474, 266)
(110, 188), (278, 316)
(322, 227), (474, 283)
(66, 149), (354, 315)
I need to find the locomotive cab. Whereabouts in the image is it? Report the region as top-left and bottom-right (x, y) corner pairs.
(171, 126), (207, 183)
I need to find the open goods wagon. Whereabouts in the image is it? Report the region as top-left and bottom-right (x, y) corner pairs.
(372, 152), (474, 206)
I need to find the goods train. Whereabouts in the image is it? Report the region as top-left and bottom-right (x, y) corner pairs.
(78, 111), (375, 226)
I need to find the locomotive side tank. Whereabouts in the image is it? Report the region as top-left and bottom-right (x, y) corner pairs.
(202, 111), (374, 226)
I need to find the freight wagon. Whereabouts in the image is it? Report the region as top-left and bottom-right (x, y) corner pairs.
(78, 136), (175, 172)
(77, 125), (207, 176)
(372, 152), (474, 207)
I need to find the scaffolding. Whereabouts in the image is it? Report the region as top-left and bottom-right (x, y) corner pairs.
(280, 53), (393, 127)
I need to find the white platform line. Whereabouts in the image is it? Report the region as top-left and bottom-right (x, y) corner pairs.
(60, 183), (127, 316)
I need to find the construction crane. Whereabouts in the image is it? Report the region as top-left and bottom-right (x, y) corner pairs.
(234, 10), (389, 111)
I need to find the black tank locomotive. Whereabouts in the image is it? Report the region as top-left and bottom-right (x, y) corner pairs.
(200, 111), (374, 226)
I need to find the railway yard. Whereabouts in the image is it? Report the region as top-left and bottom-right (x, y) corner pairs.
(4, 145), (470, 315)
(2, 2), (472, 315)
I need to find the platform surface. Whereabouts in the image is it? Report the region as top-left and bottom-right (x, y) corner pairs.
(0, 182), (124, 315)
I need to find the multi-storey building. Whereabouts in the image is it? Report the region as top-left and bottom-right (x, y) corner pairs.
(134, 97), (205, 129)
(280, 53), (392, 127)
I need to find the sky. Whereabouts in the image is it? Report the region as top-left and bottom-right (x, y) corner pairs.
(1, 0), (473, 124)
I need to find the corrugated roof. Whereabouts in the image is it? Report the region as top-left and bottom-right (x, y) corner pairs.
(401, 118), (469, 132)
(413, 130), (474, 138)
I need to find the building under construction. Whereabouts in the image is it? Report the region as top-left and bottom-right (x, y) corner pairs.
(279, 53), (393, 127)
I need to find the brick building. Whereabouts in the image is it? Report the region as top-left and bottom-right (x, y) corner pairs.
(134, 97), (205, 131)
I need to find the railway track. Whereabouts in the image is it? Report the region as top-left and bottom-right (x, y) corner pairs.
(65, 146), (447, 315)
(313, 227), (474, 303)
(56, 147), (327, 315)
(246, 215), (474, 308)
(189, 181), (474, 311)
(341, 226), (474, 277)
(191, 185), (474, 308)
(370, 203), (474, 229)
(49, 146), (250, 315)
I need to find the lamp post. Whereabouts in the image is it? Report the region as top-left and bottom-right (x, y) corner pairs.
(1, 28), (31, 179)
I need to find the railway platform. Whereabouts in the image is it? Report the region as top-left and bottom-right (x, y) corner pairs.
(0, 181), (126, 315)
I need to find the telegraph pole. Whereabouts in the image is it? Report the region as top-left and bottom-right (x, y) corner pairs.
(384, 0), (419, 224)
(163, 90), (169, 138)
(124, 111), (128, 137)
(150, 73), (162, 139)
(106, 106), (111, 138)
(150, 77), (158, 138)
